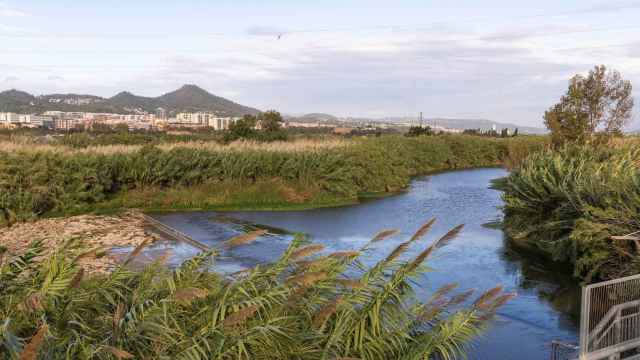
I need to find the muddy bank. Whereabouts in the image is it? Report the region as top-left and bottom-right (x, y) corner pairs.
(0, 211), (159, 273)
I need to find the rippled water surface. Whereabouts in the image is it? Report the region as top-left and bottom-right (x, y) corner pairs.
(150, 168), (580, 359)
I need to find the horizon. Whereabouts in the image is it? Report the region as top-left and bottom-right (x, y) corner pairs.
(0, 84), (546, 128)
(1, 1), (639, 128)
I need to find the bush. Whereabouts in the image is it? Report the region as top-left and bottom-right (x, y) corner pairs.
(496, 145), (640, 281)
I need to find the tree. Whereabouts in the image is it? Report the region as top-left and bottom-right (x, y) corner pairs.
(406, 126), (433, 137)
(259, 110), (284, 132)
(544, 65), (634, 146)
(224, 114), (257, 142)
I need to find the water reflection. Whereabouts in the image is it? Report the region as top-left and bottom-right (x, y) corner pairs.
(145, 168), (580, 359)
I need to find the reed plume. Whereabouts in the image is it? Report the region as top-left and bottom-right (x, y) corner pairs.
(223, 305), (259, 329)
(103, 345), (134, 359)
(286, 272), (328, 287)
(291, 244), (325, 260)
(19, 323), (48, 360)
(328, 251), (360, 258)
(173, 287), (209, 303)
(224, 229), (267, 249)
(123, 239), (151, 266)
(313, 296), (343, 329)
(371, 229), (399, 242)
(409, 218), (437, 242)
(473, 285), (504, 309)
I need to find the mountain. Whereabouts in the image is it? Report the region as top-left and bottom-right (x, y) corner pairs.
(301, 113), (339, 122)
(157, 85), (259, 115)
(0, 85), (260, 116)
(108, 91), (159, 112)
(0, 90), (37, 113)
(285, 113), (340, 123)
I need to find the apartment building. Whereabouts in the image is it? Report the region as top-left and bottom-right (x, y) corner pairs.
(0, 112), (19, 124)
(18, 114), (54, 127)
(174, 112), (238, 130)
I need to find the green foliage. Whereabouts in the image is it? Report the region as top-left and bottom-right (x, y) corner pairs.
(496, 145), (640, 281)
(405, 126), (433, 137)
(224, 112), (288, 143)
(0, 222), (511, 359)
(544, 65), (634, 147)
(0, 135), (546, 225)
(260, 110), (284, 132)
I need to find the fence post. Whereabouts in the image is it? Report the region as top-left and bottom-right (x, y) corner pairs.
(580, 285), (590, 359)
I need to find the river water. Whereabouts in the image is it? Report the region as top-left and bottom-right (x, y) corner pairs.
(147, 168), (580, 359)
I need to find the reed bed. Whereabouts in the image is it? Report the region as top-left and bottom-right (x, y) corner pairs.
(0, 135), (547, 226)
(0, 219), (513, 359)
(0, 138), (353, 155)
(496, 144), (640, 281)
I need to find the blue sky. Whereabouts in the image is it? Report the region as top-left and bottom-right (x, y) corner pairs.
(1, 0), (639, 127)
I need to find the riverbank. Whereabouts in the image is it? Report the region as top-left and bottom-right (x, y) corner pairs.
(0, 134), (547, 225)
(0, 210), (158, 273)
(495, 144), (640, 282)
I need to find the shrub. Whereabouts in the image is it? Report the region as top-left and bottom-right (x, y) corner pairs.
(496, 145), (640, 281)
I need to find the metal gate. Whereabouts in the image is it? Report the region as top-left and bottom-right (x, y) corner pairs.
(579, 273), (640, 359)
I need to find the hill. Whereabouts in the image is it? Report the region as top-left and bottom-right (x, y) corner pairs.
(0, 85), (260, 116)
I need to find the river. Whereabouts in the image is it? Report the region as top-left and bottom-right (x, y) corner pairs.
(144, 168), (580, 359)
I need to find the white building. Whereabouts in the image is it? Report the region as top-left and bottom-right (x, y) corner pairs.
(174, 112), (238, 130)
(0, 112), (19, 124)
(18, 114), (53, 127)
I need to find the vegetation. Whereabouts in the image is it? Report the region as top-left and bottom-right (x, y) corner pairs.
(496, 66), (637, 282)
(544, 65), (634, 147)
(0, 220), (512, 359)
(405, 126), (434, 137)
(224, 111), (288, 143)
(0, 135), (547, 226)
(495, 144), (640, 282)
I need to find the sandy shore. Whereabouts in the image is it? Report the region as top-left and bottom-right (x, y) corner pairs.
(0, 210), (159, 273)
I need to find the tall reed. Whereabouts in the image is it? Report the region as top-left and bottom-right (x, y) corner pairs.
(0, 220), (512, 359)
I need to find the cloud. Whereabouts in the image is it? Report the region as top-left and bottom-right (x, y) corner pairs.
(246, 26), (288, 37)
(4, 76), (19, 82)
(0, 3), (28, 17)
(47, 75), (64, 81)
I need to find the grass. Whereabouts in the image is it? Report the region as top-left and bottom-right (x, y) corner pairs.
(0, 219), (513, 359)
(495, 144), (640, 282)
(0, 134), (548, 225)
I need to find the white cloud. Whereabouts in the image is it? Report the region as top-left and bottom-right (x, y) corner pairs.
(0, 3), (28, 17)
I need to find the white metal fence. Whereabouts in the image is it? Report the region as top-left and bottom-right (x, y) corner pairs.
(579, 273), (640, 359)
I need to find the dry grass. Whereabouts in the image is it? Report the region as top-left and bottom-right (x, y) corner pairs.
(0, 211), (158, 273)
(608, 135), (640, 148)
(0, 138), (353, 155)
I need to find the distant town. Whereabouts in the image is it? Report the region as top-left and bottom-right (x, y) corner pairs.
(0, 85), (536, 134)
(0, 108), (474, 134)
(0, 109), (239, 131)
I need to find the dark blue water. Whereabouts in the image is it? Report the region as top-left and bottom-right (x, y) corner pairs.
(149, 168), (580, 359)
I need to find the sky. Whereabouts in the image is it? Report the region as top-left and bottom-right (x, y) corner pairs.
(1, 0), (639, 127)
